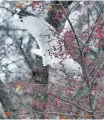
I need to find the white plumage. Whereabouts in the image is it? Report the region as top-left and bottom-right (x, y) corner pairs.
(21, 16), (82, 80)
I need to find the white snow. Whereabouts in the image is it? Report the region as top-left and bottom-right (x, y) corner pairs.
(5, 37), (13, 44)
(4, 2), (10, 8)
(0, 0), (3, 4)
(0, 18), (3, 25)
(13, 14), (20, 20)
(8, 64), (17, 71)
(22, 36), (29, 44)
(0, 73), (6, 82)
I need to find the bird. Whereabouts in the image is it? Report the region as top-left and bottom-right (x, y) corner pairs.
(17, 10), (83, 81)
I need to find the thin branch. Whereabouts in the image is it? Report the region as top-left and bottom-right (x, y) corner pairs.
(29, 85), (93, 113)
(91, 61), (104, 87)
(5, 82), (93, 113)
(59, 4), (94, 115)
(9, 92), (38, 119)
(60, 1), (81, 51)
(42, 111), (85, 119)
(59, 3), (104, 117)
(83, 5), (104, 50)
(4, 85), (86, 118)
(90, 62), (104, 110)
(8, 89), (85, 119)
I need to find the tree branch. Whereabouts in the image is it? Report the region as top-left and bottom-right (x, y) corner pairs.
(60, 1), (81, 51)
(83, 5), (104, 50)
(29, 85), (93, 113)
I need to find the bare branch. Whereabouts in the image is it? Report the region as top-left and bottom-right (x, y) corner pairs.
(29, 85), (93, 113)
(83, 5), (104, 50)
(60, 1), (81, 51)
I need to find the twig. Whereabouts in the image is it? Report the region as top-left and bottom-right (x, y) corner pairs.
(42, 111), (85, 119)
(83, 5), (104, 51)
(29, 85), (93, 113)
(5, 82), (93, 113)
(91, 62), (104, 110)
(91, 61), (104, 87)
(9, 89), (86, 119)
(60, 1), (81, 51)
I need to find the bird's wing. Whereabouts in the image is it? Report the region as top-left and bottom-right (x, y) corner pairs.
(22, 16), (64, 66)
